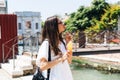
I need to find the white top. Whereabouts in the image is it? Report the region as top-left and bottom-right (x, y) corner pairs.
(36, 40), (73, 80)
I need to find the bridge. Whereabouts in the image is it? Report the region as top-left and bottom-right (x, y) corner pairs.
(73, 46), (120, 56)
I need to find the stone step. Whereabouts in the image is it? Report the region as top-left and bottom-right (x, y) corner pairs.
(16, 55), (22, 59)
(16, 55), (32, 63)
(1, 63), (23, 78)
(8, 61), (33, 70)
(1, 54), (34, 78)
(1, 62), (33, 77)
(0, 69), (34, 80)
(8, 58), (33, 70)
(8, 59), (18, 65)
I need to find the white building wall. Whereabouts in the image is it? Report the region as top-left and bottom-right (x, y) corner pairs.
(15, 11), (41, 36)
(15, 11), (41, 52)
(0, 0), (7, 14)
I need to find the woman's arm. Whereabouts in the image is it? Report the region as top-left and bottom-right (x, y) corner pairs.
(64, 32), (73, 64)
(40, 54), (67, 71)
(66, 51), (72, 64)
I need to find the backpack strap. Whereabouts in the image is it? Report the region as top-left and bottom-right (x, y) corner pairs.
(47, 45), (51, 79)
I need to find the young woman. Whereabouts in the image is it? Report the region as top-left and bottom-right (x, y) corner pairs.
(36, 16), (73, 80)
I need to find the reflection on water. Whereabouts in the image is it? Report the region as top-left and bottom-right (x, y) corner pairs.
(71, 65), (120, 80)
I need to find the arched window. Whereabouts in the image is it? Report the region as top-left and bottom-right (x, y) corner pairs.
(18, 23), (21, 30)
(25, 21), (31, 29)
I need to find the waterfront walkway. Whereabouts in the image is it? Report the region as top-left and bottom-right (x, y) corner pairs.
(80, 53), (120, 62)
(73, 46), (120, 53)
(73, 46), (120, 67)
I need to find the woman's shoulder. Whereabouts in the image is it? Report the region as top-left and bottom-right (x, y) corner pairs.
(43, 39), (49, 42)
(63, 39), (67, 45)
(40, 39), (49, 46)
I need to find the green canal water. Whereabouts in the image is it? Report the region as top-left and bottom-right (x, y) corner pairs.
(71, 65), (120, 80)
(18, 46), (120, 80)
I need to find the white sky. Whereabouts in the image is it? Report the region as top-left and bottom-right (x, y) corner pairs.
(7, 0), (120, 21)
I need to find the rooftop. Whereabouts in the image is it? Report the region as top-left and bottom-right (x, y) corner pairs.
(15, 11), (41, 17)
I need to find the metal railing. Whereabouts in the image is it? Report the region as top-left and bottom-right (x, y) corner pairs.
(2, 36), (18, 63)
(2, 33), (40, 69)
(72, 30), (120, 51)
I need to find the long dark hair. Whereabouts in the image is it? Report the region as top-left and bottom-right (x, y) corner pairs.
(42, 16), (65, 55)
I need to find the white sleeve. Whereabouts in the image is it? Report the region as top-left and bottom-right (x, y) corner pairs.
(63, 39), (67, 45)
(36, 40), (49, 67)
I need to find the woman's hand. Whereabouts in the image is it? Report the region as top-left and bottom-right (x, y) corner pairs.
(61, 50), (72, 64)
(61, 53), (68, 62)
(66, 50), (72, 64)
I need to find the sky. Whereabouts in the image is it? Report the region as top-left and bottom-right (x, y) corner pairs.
(8, 0), (120, 21)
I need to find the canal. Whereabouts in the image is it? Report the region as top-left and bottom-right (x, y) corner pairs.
(71, 64), (120, 80)
(18, 46), (120, 80)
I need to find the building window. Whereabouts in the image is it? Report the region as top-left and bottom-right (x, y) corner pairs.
(25, 21), (31, 29)
(18, 23), (22, 30)
(36, 23), (38, 29)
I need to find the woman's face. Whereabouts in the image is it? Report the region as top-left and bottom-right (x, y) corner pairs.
(58, 20), (66, 33)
